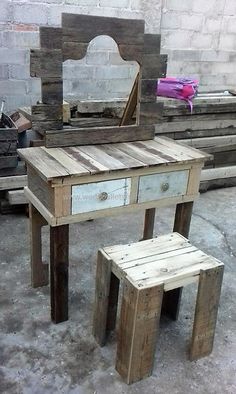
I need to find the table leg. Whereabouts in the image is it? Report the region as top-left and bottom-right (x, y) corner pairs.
(50, 224), (69, 324)
(162, 202), (194, 320)
(29, 203), (48, 288)
(142, 208), (156, 240)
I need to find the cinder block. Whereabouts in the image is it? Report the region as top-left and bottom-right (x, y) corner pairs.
(161, 12), (181, 29)
(99, 0), (130, 8)
(219, 34), (236, 51)
(9, 64), (30, 80)
(130, 0), (141, 11)
(13, 3), (48, 25)
(94, 65), (130, 80)
(65, 0), (97, 5)
(201, 50), (230, 62)
(26, 79), (41, 95)
(203, 18), (222, 33)
(0, 0), (11, 23)
(3, 31), (39, 48)
(179, 14), (203, 31)
(224, 0), (236, 15)
(109, 52), (127, 65)
(193, 0), (224, 14)
(0, 65), (9, 80)
(171, 49), (201, 62)
(165, 0), (192, 12)
(0, 49), (27, 65)
(108, 79), (133, 94)
(191, 33), (213, 50)
(162, 30), (193, 49)
(224, 16), (236, 34)
(0, 80), (27, 95)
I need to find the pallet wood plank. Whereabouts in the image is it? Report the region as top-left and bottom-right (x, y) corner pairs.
(45, 125), (155, 148)
(41, 78), (63, 105)
(116, 280), (164, 384)
(30, 49), (62, 78)
(40, 26), (62, 49)
(190, 266), (224, 360)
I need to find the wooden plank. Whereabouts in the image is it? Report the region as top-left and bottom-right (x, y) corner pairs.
(93, 250), (113, 346)
(118, 44), (143, 63)
(45, 125), (155, 148)
(7, 189), (27, 205)
(0, 141), (17, 155)
(116, 280), (163, 384)
(69, 117), (120, 128)
(0, 175), (27, 191)
(141, 79), (158, 103)
(32, 104), (62, 121)
(63, 146), (108, 174)
(201, 166), (236, 181)
(115, 141), (166, 165)
(29, 203), (49, 288)
(32, 120), (63, 136)
(143, 208), (156, 240)
(63, 100), (70, 123)
(41, 78), (63, 105)
(30, 49), (62, 78)
(157, 137), (211, 161)
(174, 128), (236, 140)
(62, 41), (88, 62)
(180, 135), (236, 149)
(162, 112), (236, 123)
(98, 144), (146, 169)
(18, 147), (70, 181)
(139, 102), (164, 124)
(163, 102), (236, 117)
(190, 266), (224, 360)
(18, 107), (32, 121)
(62, 13), (145, 45)
(27, 166), (55, 214)
(24, 187), (56, 226)
(41, 147), (90, 177)
(142, 54), (168, 79)
(50, 224), (69, 323)
(0, 156), (18, 170)
(54, 185), (71, 217)
(155, 119), (236, 133)
(143, 34), (161, 54)
(200, 176), (236, 192)
(120, 73), (139, 126)
(77, 145), (128, 171)
(0, 129), (17, 141)
(40, 26), (62, 49)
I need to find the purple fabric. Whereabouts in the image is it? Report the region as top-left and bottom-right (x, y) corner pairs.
(157, 77), (199, 112)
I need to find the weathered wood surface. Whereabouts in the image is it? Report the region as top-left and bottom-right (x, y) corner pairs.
(190, 266), (224, 360)
(116, 281), (163, 384)
(7, 189), (27, 205)
(142, 54), (167, 79)
(45, 125), (155, 147)
(0, 156), (18, 170)
(18, 136), (209, 181)
(120, 73), (139, 126)
(40, 26), (62, 50)
(69, 117), (120, 128)
(0, 175), (27, 191)
(93, 250), (113, 346)
(32, 104), (62, 121)
(41, 78), (63, 105)
(30, 49), (62, 78)
(29, 203), (48, 288)
(50, 224), (69, 323)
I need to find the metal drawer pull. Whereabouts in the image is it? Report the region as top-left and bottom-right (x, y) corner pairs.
(161, 182), (169, 192)
(98, 192), (109, 201)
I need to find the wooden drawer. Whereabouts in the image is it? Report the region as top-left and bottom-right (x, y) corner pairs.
(72, 178), (131, 214)
(138, 170), (189, 203)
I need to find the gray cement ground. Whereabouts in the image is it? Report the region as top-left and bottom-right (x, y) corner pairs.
(0, 187), (235, 394)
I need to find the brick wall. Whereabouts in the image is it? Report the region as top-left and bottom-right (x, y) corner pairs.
(1, 0), (236, 112)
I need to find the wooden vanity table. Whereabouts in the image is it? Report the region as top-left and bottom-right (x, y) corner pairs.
(18, 136), (209, 323)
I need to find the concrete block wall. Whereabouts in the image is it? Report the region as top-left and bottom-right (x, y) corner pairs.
(161, 0), (236, 92)
(1, 0), (236, 112)
(1, 0), (160, 112)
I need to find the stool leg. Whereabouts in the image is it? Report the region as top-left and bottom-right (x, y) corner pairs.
(50, 224), (69, 324)
(116, 280), (164, 384)
(143, 208), (156, 240)
(190, 266), (224, 360)
(93, 250), (120, 346)
(29, 203), (48, 288)
(162, 201), (193, 320)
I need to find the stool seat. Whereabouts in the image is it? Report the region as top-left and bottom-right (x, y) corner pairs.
(103, 232), (223, 291)
(93, 232), (224, 384)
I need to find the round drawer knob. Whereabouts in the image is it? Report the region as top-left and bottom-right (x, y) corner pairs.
(98, 191), (108, 201)
(161, 182), (169, 192)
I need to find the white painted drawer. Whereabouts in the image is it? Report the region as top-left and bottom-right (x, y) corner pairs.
(138, 170), (189, 203)
(72, 178), (131, 214)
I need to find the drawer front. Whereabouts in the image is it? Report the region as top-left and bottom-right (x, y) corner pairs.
(72, 178), (131, 214)
(138, 170), (189, 203)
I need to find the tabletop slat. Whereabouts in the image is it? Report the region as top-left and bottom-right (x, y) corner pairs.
(18, 137), (209, 181)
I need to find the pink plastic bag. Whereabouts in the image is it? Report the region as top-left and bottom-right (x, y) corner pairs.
(157, 77), (199, 112)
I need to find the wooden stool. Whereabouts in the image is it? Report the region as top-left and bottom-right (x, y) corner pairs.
(93, 232), (224, 384)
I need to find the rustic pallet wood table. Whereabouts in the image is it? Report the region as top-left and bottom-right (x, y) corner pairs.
(18, 137), (209, 323)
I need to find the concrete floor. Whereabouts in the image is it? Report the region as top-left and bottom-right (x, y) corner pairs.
(0, 187), (235, 394)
